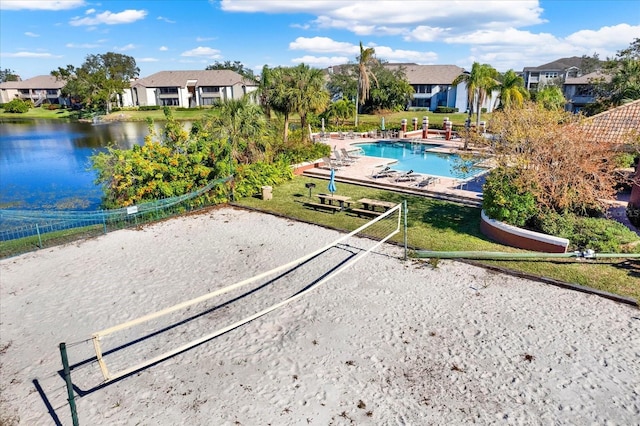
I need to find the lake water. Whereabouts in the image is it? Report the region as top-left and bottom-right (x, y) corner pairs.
(0, 119), (163, 210)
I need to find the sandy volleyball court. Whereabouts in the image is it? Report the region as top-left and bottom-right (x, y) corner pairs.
(1, 207), (639, 425)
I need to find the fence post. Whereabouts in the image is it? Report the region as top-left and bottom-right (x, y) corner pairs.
(102, 211), (107, 234)
(35, 223), (42, 248)
(59, 342), (80, 426)
(403, 200), (408, 261)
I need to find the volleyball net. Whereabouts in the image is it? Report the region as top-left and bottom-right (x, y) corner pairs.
(90, 202), (405, 382)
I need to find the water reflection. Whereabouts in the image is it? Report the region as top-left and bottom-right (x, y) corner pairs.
(0, 119), (175, 210)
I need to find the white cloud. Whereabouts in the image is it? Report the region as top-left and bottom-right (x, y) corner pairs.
(196, 36), (215, 42)
(24, 31), (39, 37)
(372, 45), (438, 64)
(565, 24), (640, 50)
(137, 57), (159, 62)
(157, 16), (176, 23)
(0, 0), (85, 10)
(445, 28), (558, 46)
(1, 51), (63, 58)
(289, 37), (435, 64)
(69, 9), (147, 26)
(289, 37), (358, 55)
(114, 43), (136, 52)
(291, 55), (350, 67)
(66, 42), (101, 48)
(222, 0), (544, 39)
(159, 46), (169, 51)
(181, 47), (222, 59)
(85, 8), (95, 14)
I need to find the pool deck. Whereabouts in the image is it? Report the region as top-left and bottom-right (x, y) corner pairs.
(303, 135), (486, 207)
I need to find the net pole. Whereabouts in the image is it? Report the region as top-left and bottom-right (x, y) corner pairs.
(59, 343), (80, 426)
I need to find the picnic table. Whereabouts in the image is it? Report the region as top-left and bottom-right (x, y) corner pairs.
(357, 198), (397, 212)
(317, 193), (352, 209)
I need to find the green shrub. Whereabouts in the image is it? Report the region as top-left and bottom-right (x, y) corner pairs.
(3, 98), (30, 113)
(482, 167), (538, 227)
(529, 210), (576, 240)
(612, 152), (637, 168)
(275, 139), (330, 165)
(435, 106), (458, 114)
(138, 105), (162, 111)
(531, 210), (640, 253)
(234, 160), (294, 198)
(572, 217), (640, 253)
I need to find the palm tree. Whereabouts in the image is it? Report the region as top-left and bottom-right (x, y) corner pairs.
(355, 41), (379, 127)
(205, 97), (268, 166)
(497, 69), (529, 110)
(252, 64), (273, 118)
(453, 62), (499, 130)
(268, 66), (297, 144)
(290, 64), (330, 142)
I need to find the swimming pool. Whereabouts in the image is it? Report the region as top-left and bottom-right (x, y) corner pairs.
(355, 141), (486, 179)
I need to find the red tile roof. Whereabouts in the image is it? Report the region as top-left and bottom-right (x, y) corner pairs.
(580, 99), (640, 144)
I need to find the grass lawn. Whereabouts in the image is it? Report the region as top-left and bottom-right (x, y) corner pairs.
(1, 105), (475, 129)
(235, 176), (640, 303)
(0, 107), (75, 120)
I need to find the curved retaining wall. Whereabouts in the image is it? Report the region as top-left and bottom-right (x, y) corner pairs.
(480, 210), (570, 253)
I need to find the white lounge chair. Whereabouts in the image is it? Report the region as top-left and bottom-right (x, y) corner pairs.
(321, 157), (343, 170)
(340, 148), (359, 162)
(334, 150), (355, 165)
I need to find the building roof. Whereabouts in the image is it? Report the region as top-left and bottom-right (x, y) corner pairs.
(523, 56), (585, 72)
(327, 63), (465, 85)
(388, 64), (465, 85)
(564, 70), (609, 85)
(133, 70), (255, 88)
(0, 75), (65, 89)
(580, 99), (640, 144)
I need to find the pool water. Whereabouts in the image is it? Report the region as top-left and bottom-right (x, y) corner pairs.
(355, 141), (485, 179)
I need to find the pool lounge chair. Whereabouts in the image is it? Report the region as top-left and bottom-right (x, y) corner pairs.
(321, 157), (344, 170)
(393, 169), (420, 182)
(334, 150), (355, 165)
(339, 148), (359, 163)
(413, 176), (439, 188)
(371, 166), (398, 179)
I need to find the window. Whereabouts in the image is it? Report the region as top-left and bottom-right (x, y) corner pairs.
(201, 86), (220, 93)
(159, 87), (178, 94)
(46, 89), (58, 95)
(161, 98), (179, 106)
(412, 84), (432, 94)
(410, 98), (430, 108)
(544, 72), (558, 79)
(576, 85), (593, 97)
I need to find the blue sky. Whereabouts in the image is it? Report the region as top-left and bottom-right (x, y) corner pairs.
(1, 0), (638, 80)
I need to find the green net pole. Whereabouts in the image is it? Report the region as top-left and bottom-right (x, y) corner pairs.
(59, 342), (79, 426)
